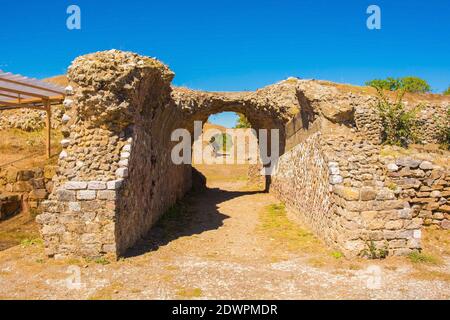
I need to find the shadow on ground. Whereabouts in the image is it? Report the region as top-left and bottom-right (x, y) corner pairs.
(124, 187), (263, 258)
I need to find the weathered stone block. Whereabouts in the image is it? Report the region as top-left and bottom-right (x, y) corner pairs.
(419, 161), (433, 170)
(387, 163), (399, 172)
(410, 197), (437, 204)
(97, 190), (116, 201)
(56, 189), (76, 202)
(118, 159), (129, 167)
(376, 188), (395, 200)
(361, 211), (378, 221)
(12, 181), (32, 192)
(360, 187), (377, 201)
(61, 114), (71, 124)
(29, 189), (48, 200)
(77, 190), (96, 201)
(68, 201), (81, 212)
(88, 181), (107, 190)
(63, 98), (74, 108)
(424, 202), (440, 211)
(367, 219), (385, 230)
(65, 181), (88, 190)
(441, 220), (450, 230)
(16, 170), (34, 181)
(107, 180), (123, 190)
(376, 200), (407, 210)
(44, 165), (58, 179)
(116, 167), (129, 178)
(42, 224), (65, 236)
(385, 220), (403, 230)
(81, 233), (98, 244)
(60, 139), (71, 148)
(35, 212), (56, 225)
(335, 186), (359, 201)
(120, 152), (130, 159)
(102, 244), (116, 253)
(389, 239), (407, 248)
(122, 144), (132, 152)
(329, 175), (343, 185)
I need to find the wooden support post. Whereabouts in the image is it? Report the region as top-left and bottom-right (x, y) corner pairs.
(45, 100), (51, 159)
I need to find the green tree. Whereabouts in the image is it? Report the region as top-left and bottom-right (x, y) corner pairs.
(400, 77), (431, 93)
(444, 86), (450, 95)
(234, 113), (251, 128)
(367, 76), (431, 93)
(366, 77), (400, 91)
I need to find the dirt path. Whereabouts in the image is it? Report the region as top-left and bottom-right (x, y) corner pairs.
(0, 169), (449, 299)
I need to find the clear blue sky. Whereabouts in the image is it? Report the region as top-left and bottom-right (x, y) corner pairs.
(1, 0), (449, 126)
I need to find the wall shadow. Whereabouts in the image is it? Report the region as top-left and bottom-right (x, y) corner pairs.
(123, 187), (263, 258)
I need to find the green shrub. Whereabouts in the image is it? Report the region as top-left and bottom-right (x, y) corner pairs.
(374, 87), (421, 147)
(20, 238), (43, 247)
(331, 251), (343, 259)
(408, 251), (441, 265)
(367, 76), (431, 93)
(362, 240), (389, 259)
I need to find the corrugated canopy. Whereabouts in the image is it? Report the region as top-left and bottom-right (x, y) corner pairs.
(0, 70), (65, 110)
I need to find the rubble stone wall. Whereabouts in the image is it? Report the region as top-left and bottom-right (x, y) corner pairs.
(0, 166), (56, 213)
(271, 132), (334, 245)
(272, 116), (449, 257)
(37, 50), (188, 258)
(0, 106), (64, 132)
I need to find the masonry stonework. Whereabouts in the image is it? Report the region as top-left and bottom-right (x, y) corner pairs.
(32, 50), (449, 259)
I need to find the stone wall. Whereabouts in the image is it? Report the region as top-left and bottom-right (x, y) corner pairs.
(382, 157), (450, 230)
(0, 166), (56, 213)
(0, 106), (64, 132)
(353, 96), (449, 146)
(271, 132), (334, 245)
(414, 103), (449, 144)
(271, 114), (450, 257)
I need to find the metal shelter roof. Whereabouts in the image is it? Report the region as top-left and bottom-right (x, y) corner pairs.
(0, 70), (65, 110)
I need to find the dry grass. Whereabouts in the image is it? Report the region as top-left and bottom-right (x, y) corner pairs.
(176, 287), (203, 299)
(411, 269), (450, 283)
(403, 228), (450, 282)
(421, 227), (450, 257)
(89, 281), (124, 300)
(379, 145), (450, 167)
(0, 213), (40, 251)
(43, 75), (69, 87)
(259, 204), (327, 254)
(318, 80), (450, 104)
(0, 128), (62, 169)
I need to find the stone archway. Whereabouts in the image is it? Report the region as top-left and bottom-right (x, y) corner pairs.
(37, 50), (440, 260)
(37, 50), (295, 258)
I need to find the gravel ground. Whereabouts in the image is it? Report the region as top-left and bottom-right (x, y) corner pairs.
(0, 178), (449, 300)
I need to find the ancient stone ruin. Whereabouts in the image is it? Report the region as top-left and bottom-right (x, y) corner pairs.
(30, 50), (449, 259)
